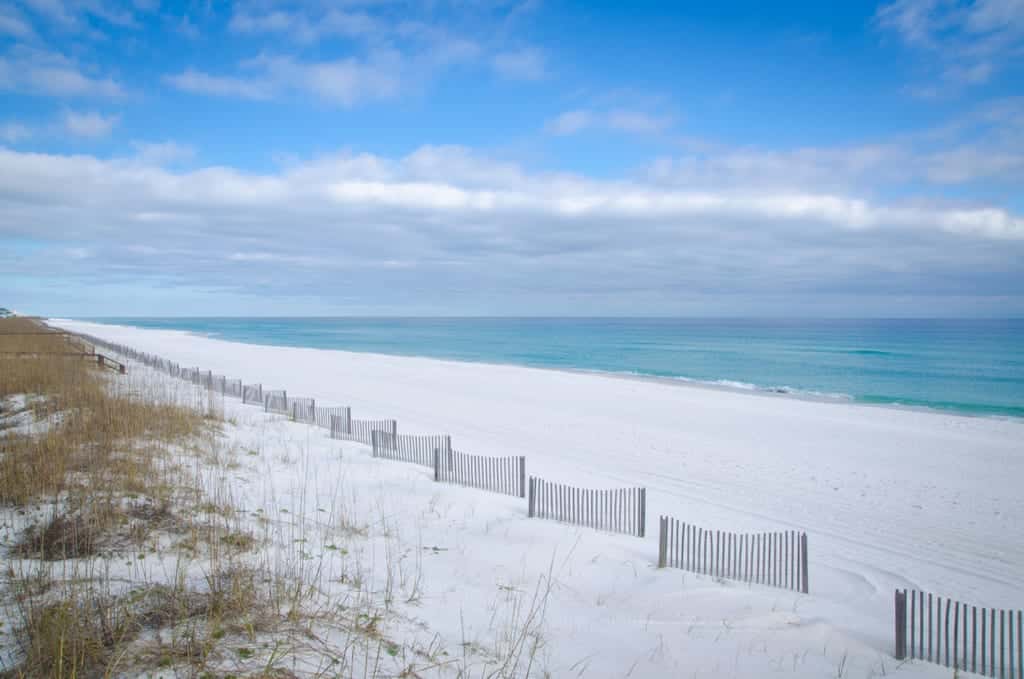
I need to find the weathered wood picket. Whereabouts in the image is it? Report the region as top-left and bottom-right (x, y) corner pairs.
(895, 589), (1022, 678)
(372, 431), (450, 468)
(330, 413), (396, 446)
(527, 476), (646, 537)
(315, 406), (350, 429)
(435, 449), (526, 497)
(242, 384), (263, 405)
(225, 378), (242, 398)
(657, 516), (809, 593)
(289, 397), (316, 423)
(264, 390), (288, 414)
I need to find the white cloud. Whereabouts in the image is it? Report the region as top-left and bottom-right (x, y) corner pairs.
(606, 109), (673, 134)
(20, 0), (141, 30)
(492, 47), (546, 80)
(0, 144), (1019, 240)
(165, 68), (273, 100)
(63, 110), (120, 138)
(131, 140), (196, 165)
(20, 0), (77, 28)
(546, 110), (593, 135)
(0, 144), (1020, 314)
(0, 48), (124, 97)
(945, 61), (994, 85)
(229, 8), (379, 43)
(0, 122), (33, 143)
(546, 109), (673, 135)
(0, 7), (34, 38)
(649, 98), (1024, 191)
(167, 51), (402, 106)
(877, 0), (1024, 89)
(257, 51), (401, 105)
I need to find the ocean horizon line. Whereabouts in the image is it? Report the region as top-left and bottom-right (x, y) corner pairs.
(72, 315), (1024, 322)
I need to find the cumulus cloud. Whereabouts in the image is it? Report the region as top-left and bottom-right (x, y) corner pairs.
(167, 50), (403, 106)
(229, 8), (379, 43)
(130, 140), (196, 165)
(0, 47), (124, 97)
(0, 121), (32, 143)
(492, 47), (546, 80)
(546, 109), (673, 135)
(166, 68), (273, 100)
(63, 110), (120, 137)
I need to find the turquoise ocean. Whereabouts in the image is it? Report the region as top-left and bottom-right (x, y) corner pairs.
(88, 318), (1024, 418)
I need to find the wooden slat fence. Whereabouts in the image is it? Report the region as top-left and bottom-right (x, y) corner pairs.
(316, 406), (350, 430)
(330, 413), (396, 446)
(372, 431), (450, 468)
(264, 390), (288, 414)
(895, 589), (1022, 678)
(226, 378), (242, 398)
(289, 397), (316, 423)
(242, 384), (263, 405)
(436, 448), (526, 497)
(657, 516), (809, 593)
(527, 476), (646, 537)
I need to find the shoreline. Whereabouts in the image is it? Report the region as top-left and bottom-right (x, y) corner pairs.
(51, 317), (1024, 422)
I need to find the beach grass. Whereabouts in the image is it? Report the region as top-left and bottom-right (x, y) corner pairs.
(0, 319), (319, 677)
(0, 318), (553, 677)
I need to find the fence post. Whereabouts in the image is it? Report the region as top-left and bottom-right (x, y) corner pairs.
(638, 488), (647, 538)
(390, 419), (398, 439)
(518, 456), (526, 498)
(343, 407), (352, 434)
(527, 477), (535, 518)
(371, 431), (379, 458)
(433, 449), (440, 482)
(800, 533), (809, 594)
(658, 516), (668, 568)
(896, 590), (908, 660)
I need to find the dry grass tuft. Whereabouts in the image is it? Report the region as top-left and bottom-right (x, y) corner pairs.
(13, 511), (99, 561)
(2, 587), (141, 678)
(0, 318), (209, 508)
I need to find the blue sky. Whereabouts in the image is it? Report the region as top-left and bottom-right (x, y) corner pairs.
(1, 0), (1022, 317)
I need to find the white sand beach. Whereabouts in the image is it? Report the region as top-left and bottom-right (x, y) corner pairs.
(49, 318), (1024, 678)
